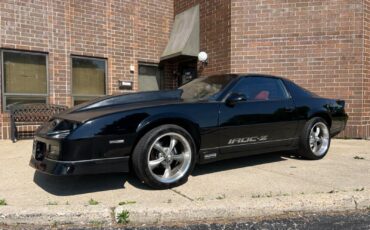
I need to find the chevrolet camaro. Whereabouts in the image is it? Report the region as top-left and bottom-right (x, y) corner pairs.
(30, 74), (348, 189)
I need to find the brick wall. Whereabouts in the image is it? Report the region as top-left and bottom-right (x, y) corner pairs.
(1, 0), (370, 139)
(364, 0), (370, 137)
(230, 0), (365, 138)
(174, 0), (231, 76)
(0, 0), (173, 139)
(174, 0), (370, 138)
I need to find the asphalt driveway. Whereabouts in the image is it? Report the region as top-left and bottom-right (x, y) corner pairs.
(0, 139), (369, 226)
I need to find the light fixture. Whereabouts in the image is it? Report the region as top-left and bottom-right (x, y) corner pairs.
(198, 51), (208, 64)
(129, 64), (135, 73)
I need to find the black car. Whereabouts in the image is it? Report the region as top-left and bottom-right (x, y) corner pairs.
(30, 74), (348, 189)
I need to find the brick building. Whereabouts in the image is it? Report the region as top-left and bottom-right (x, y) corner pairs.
(0, 0), (369, 139)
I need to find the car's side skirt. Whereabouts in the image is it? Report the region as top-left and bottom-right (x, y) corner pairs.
(198, 137), (299, 164)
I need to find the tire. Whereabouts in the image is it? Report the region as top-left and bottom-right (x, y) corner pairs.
(297, 117), (331, 160)
(132, 124), (196, 189)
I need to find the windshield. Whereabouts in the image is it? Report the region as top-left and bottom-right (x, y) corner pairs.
(179, 75), (237, 100)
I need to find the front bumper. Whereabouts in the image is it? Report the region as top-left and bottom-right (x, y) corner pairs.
(30, 136), (130, 175)
(29, 154), (130, 175)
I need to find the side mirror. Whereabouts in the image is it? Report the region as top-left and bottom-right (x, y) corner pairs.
(226, 93), (247, 106)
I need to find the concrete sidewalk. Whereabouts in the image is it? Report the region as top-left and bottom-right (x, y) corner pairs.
(0, 139), (369, 227)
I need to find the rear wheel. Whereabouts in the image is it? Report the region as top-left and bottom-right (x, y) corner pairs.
(132, 124), (196, 189)
(297, 117), (331, 160)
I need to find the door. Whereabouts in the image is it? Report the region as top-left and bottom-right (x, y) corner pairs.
(178, 59), (197, 86)
(218, 77), (297, 156)
(138, 64), (161, 91)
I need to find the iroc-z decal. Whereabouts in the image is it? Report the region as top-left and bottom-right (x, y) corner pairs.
(228, 135), (268, 145)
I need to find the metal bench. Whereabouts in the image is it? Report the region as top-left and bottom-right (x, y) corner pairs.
(8, 103), (68, 142)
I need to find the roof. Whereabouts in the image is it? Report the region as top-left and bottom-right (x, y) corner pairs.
(203, 73), (285, 80)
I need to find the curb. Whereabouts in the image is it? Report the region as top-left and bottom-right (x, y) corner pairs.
(0, 205), (112, 226)
(114, 191), (370, 226)
(1, 191), (369, 227)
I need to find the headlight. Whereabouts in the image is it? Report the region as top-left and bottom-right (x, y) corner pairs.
(47, 130), (71, 139)
(47, 119), (80, 139)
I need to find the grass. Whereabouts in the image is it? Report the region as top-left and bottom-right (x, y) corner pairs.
(118, 200), (136, 206)
(116, 210), (130, 224)
(252, 192), (289, 198)
(252, 194), (261, 198)
(51, 221), (58, 228)
(354, 156), (365, 160)
(0, 199), (7, 206)
(90, 220), (104, 228)
(216, 194), (226, 200)
(354, 187), (365, 192)
(46, 201), (58, 205)
(88, 198), (99, 205)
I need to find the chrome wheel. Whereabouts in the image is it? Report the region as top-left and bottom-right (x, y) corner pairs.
(309, 122), (329, 156)
(147, 132), (192, 184)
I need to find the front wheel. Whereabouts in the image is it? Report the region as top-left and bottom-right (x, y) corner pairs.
(132, 124), (196, 189)
(297, 117), (331, 160)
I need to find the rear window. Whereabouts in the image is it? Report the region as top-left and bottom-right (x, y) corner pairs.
(283, 80), (319, 98)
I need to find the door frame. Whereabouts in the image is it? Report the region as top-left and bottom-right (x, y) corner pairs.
(177, 58), (198, 86)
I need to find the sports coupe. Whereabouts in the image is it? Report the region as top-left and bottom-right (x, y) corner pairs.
(30, 74), (348, 189)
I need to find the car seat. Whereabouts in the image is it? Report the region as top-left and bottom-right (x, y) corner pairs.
(254, 90), (270, 100)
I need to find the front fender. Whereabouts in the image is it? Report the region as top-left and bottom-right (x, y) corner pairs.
(137, 112), (197, 132)
(135, 113), (201, 150)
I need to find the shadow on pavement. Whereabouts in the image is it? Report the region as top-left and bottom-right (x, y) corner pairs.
(33, 152), (294, 195)
(33, 171), (151, 196)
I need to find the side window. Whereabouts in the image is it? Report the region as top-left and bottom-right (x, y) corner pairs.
(231, 77), (290, 101)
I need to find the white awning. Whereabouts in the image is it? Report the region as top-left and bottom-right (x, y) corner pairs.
(161, 5), (199, 61)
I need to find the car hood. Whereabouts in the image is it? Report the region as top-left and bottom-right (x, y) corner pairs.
(56, 90), (184, 122)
